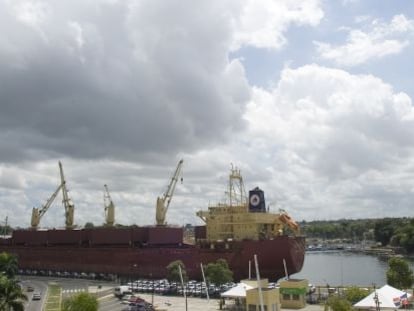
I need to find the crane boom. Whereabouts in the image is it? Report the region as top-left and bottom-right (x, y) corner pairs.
(104, 184), (115, 227)
(31, 184), (63, 229)
(155, 159), (183, 226)
(59, 161), (75, 229)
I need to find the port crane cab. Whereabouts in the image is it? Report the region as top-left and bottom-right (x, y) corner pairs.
(31, 183), (63, 229)
(155, 159), (183, 226)
(30, 162), (75, 230)
(104, 184), (115, 226)
(59, 161), (75, 229)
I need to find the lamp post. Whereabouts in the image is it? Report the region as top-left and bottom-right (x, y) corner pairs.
(373, 284), (380, 311)
(150, 272), (154, 306)
(178, 265), (188, 311)
(133, 264), (137, 291)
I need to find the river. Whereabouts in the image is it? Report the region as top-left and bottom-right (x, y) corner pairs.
(291, 251), (414, 287)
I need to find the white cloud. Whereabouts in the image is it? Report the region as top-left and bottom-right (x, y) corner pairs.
(315, 14), (414, 66)
(0, 167), (27, 189)
(242, 64), (414, 220)
(10, 1), (51, 42)
(231, 0), (323, 51)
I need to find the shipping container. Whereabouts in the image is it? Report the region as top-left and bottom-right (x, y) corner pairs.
(81, 229), (92, 245)
(47, 229), (82, 245)
(0, 237), (11, 245)
(12, 230), (48, 246)
(90, 228), (131, 245)
(131, 227), (149, 244)
(147, 226), (183, 245)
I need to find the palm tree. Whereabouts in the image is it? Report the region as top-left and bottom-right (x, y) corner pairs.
(0, 274), (27, 311)
(0, 252), (18, 279)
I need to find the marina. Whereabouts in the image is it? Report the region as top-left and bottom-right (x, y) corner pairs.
(293, 250), (414, 287)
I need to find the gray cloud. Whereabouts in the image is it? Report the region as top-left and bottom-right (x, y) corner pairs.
(3, 0), (413, 228)
(0, 0), (250, 164)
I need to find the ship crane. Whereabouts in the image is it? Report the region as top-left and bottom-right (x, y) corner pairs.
(155, 159), (183, 226)
(31, 183), (63, 229)
(59, 161), (75, 229)
(104, 184), (115, 227)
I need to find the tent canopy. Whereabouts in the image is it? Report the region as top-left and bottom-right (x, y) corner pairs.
(354, 285), (411, 309)
(221, 283), (254, 298)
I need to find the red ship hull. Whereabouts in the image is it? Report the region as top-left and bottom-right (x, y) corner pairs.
(0, 228), (305, 281)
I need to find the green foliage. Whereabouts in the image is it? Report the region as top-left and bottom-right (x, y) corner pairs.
(0, 274), (27, 311)
(0, 225), (11, 236)
(204, 259), (233, 285)
(386, 257), (414, 289)
(325, 295), (353, 311)
(166, 260), (188, 283)
(344, 286), (369, 304)
(302, 219), (377, 241)
(302, 217), (414, 254)
(0, 252), (18, 279)
(392, 219), (414, 252)
(62, 292), (99, 311)
(84, 222), (95, 229)
(374, 219), (399, 246)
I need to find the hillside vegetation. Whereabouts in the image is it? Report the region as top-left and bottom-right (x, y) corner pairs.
(300, 217), (414, 254)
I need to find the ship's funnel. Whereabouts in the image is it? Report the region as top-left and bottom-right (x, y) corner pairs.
(249, 187), (266, 213)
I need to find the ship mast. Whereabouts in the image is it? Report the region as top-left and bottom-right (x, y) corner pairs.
(228, 164), (247, 207)
(59, 161), (75, 229)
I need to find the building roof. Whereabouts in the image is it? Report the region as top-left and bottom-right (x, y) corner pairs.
(221, 283), (254, 298)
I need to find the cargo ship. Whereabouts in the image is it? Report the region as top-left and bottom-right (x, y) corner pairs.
(0, 164), (305, 281)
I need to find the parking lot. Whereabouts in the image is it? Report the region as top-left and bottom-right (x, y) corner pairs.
(18, 274), (322, 311)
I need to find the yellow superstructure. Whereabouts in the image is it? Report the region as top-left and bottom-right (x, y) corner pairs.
(197, 166), (300, 242)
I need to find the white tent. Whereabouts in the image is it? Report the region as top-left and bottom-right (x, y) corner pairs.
(354, 285), (411, 309)
(221, 283), (254, 298)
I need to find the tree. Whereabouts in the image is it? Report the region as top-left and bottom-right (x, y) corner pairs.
(205, 259), (233, 285)
(386, 257), (414, 289)
(84, 222), (95, 229)
(391, 220), (414, 253)
(325, 296), (352, 311)
(0, 252), (18, 279)
(0, 274), (27, 311)
(344, 286), (369, 304)
(374, 219), (398, 246)
(166, 260), (188, 283)
(62, 292), (98, 311)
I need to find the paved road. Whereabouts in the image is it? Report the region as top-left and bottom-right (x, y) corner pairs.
(18, 276), (118, 311)
(20, 278), (48, 311)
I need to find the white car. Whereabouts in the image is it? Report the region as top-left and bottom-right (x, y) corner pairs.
(32, 292), (41, 301)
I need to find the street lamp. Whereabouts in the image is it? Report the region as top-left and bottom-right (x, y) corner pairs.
(150, 272), (154, 306)
(373, 284), (381, 311)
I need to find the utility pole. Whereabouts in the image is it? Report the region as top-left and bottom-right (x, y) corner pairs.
(373, 284), (381, 311)
(178, 265), (188, 311)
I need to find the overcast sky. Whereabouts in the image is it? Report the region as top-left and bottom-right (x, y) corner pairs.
(1, 0), (414, 229)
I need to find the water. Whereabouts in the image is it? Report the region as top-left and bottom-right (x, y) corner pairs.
(291, 251), (414, 287)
